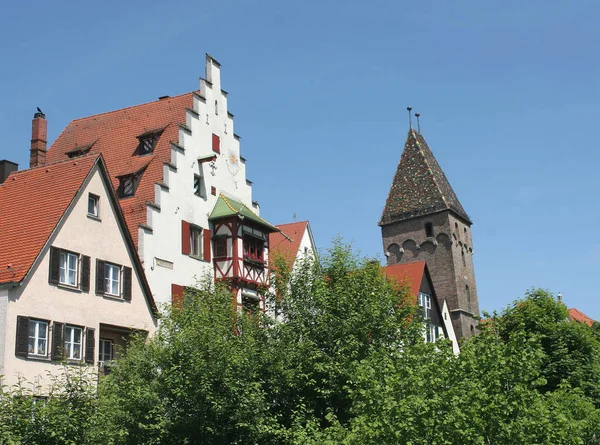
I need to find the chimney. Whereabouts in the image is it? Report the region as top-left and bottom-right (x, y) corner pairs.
(0, 160), (18, 184)
(30, 109), (47, 168)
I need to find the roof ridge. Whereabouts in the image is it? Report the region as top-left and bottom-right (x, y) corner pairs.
(70, 91), (198, 124)
(4, 153), (100, 177)
(412, 130), (449, 210)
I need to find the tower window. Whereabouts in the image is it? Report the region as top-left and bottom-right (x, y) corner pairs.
(425, 222), (434, 238)
(461, 249), (466, 266)
(466, 284), (472, 312)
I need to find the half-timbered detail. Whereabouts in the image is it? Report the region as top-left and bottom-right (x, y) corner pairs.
(209, 194), (279, 311)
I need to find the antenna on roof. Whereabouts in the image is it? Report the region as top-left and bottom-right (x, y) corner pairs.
(407, 107), (413, 129)
(415, 113), (421, 133)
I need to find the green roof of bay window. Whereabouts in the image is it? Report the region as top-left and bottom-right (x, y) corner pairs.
(209, 194), (279, 232)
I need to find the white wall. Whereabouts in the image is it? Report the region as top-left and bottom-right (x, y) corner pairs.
(139, 55), (259, 307)
(1, 165), (157, 389)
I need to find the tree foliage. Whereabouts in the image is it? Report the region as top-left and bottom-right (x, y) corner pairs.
(1, 243), (600, 444)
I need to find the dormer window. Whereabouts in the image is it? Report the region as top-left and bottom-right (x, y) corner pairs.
(136, 129), (163, 156)
(119, 175), (135, 198)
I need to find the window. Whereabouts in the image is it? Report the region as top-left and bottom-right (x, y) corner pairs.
(462, 249), (466, 266)
(99, 339), (113, 362)
(425, 222), (434, 238)
(59, 251), (78, 286)
(28, 320), (48, 356)
(138, 134), (158, 155)
(104, 263), (121, 296)
(88, 194), (99, 217)
(50, 247), (90, 291)
(190, 226), (203, 257)
(214, 237), (227, 257)
(64, 325), (82, 360)
(120, 176), (135, 198)
(215, 100), (219, 115)
(418, 292), (431, 319)
(466, 284), (472, 312)
(243, 236), (264, 265)
(194, 173), (206, 198)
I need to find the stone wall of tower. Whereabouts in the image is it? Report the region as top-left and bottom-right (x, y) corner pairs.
(381, 211), (479, 339)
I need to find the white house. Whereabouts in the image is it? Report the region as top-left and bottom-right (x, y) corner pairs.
(0, 154), (158, 390)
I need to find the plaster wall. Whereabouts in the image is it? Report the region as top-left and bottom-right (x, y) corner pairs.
(1, 166), (157, 389)
(139, 57), (259, 307)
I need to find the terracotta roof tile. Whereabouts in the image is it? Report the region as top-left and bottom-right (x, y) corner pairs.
(46, 93), (195, 247)
(269, 221), (309, 269)
(383, 261), (426, 304)
(568, 308), (595, 327)
(0, 155), (100, 283)
(380, 129), (471, 226)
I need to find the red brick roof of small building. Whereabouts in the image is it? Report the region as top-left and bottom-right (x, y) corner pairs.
(568, 308), (595, 327)
(0, 155), (100, 283)
(383, 261), (427, 304)
(269, 221), (309, 269)
(46, 93), (195, 247)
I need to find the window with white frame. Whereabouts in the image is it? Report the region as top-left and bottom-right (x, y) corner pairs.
(190, 226), (203, 257)
(418, 292), (432, 319)
(64, 325), (83, 360)
(59, 251), (78, 286)
(104, 263), (121, 296)
(99, 339), (113, 362)
(28, 320), (48, 356)
(88, 193), (99, 217)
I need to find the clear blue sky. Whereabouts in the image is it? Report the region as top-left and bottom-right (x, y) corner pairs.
(1, 1), (598, 319)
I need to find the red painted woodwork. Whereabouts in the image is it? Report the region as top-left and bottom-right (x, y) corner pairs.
(203, 230), (211, 262)
(181, 220), (190, 255)
(172, 284), (184, 308)
(212, 134), (220, 153)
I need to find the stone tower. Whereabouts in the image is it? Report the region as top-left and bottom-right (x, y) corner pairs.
(379, 128), (479, 339)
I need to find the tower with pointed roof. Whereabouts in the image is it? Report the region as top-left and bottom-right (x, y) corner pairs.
(379, 128), (479, 340)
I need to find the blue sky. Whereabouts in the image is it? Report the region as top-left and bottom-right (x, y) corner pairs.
(1, 0), (599, 319)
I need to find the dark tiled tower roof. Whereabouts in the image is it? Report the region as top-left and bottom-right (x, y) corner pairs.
(379, 129), (471, 226)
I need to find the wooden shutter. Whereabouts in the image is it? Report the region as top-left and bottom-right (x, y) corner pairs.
(81, 256), (91, 292)
(96, 259), (105, 295)
(171, 284), (184, 308)
(15, 316), (29, 357)
(48, 247), (60, 284)
(122, 266), (132, 301)
(203, 229), (212, 262)
(85, 328), (95, 364)
(51, 322), (64, 360)
(181, 220), (191, 255)
(212, 134), (220, 153)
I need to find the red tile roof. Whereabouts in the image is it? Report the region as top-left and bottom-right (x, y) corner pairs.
(269, 221), (309, 269)
(0, 155), (100, 283)
(568, 308), (595, 327)
(383, 261), (426, 304)
(46, 93), (195, 247)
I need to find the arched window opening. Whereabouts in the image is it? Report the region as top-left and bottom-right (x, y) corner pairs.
(461, 249), (466, 266)
(466, 284), (472, 312)
(425, 222), (434, 238)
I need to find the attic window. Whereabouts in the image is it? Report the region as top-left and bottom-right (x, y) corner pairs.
(119, 175), (135, 198)
(137, 130), (163, 156)
(425, 222), (434, 238)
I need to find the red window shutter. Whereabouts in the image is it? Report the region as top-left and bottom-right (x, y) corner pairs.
(171, 284), (185, 308)
(181, 220), (191, 255)
(212, 134), (220, 153)
(203, 229), (211, 262)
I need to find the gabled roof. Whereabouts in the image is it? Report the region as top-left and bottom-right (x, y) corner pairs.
(46, 93), (195, 247)
(379, 129), (471, 226)
(568, 308), (595, 327)
(0, 154), (158, 316)
(383, 261), (427, 303)
(269, 221), (309, 269)
(0, 155), (100, 284)
(209, 194), (278, 232)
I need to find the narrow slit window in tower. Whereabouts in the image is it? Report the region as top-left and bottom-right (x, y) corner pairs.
(425, 222), (434, 238)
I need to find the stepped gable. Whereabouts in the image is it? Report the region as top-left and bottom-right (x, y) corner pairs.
(269, 221), (309, 269)
(0, 155), (100, 283)
(46, 93), (195, 246)
(379, 129), (471, 226)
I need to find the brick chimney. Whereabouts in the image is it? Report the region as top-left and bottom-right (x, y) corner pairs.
(30, 110), (47, 168)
